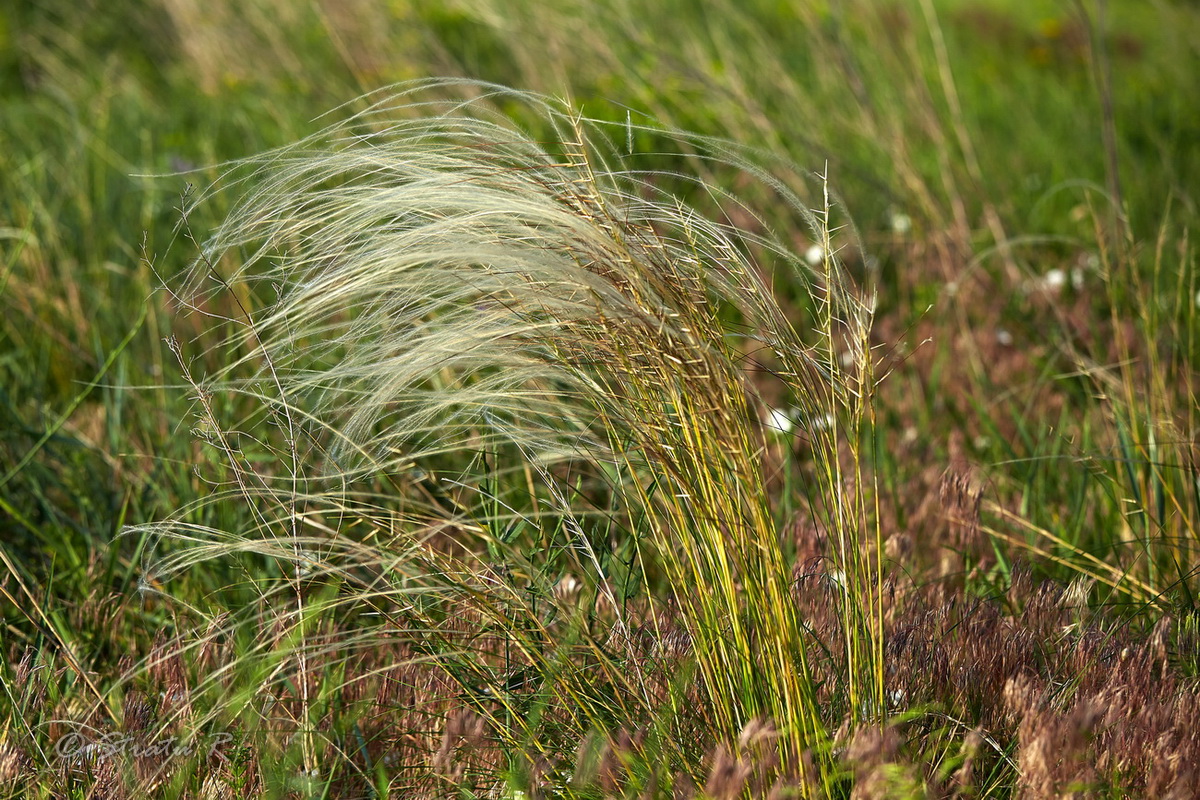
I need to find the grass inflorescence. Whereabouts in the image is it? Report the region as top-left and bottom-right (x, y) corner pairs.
(137, 81), (883, 793)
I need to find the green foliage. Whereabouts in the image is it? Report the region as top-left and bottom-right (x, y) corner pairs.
(1, 0), (1198, 796)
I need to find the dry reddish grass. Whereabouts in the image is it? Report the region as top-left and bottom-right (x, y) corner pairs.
(8, 499), (1198, 799)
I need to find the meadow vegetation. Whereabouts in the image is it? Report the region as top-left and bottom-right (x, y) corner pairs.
(0, 0), (1197, 797)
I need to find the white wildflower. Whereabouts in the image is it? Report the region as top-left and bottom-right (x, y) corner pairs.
(1043, 268), (1066, 292)
(767, 407), (794, 434)
(804, 244), (824, 266)
(806, 413), (836, 432)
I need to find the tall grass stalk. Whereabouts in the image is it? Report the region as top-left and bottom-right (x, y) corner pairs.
(1086, 205), (1197, 605)
(141, 80), (881, 789)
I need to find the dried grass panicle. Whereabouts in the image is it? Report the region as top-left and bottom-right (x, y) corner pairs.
(200, 773), (238, 800)
(844, 724), (925, 800)
(703, 743), (753, 800)
(183, 82), (851, 487)
(937, 466), (984, 554)
(950, 729), (984, 797)
(121, 690), (155, 732)
(991, 620), (1200, 799)
(12, 646), (48, 711)
(433, 708), (487, 783)
(0, 743), (28, 784)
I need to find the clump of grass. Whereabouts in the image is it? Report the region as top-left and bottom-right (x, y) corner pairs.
(133, 79), (882, 793)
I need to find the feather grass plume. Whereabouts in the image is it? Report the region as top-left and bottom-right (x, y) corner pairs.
(138, 80), (881, 790)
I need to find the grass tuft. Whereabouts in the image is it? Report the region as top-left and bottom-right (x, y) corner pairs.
(133, 81), (884, 792)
